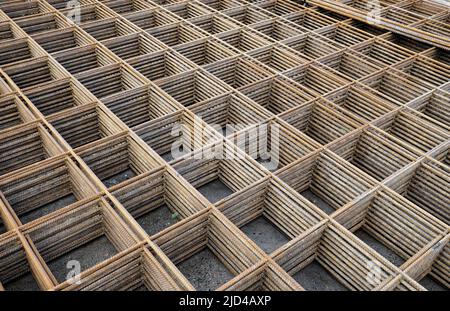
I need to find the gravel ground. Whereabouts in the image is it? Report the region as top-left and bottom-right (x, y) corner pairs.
(197, 179), (233, 203)
(3, 237), (117, 290)
(47, 236), (117, 283)
(355, 230), (405, 267)
(134, 285), (148, 291)
(3, 272), (40, 291)
(177, 248), (234, 291)
(240, 216), (290, 254)
(293, 261), (348, 291)
(301, 189), (335, 214)
(419, 276), (447, 291)
(136, 204), (179, 236)
(103, 169), (136, 188)
(19, 194), (77, 224)
(161, 151), (174, 162)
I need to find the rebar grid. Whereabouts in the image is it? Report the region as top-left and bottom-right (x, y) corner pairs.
(0, 0), (448, 291)
(308, 0), (450, 49)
